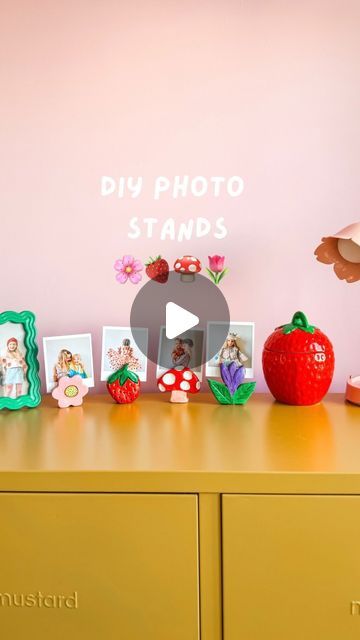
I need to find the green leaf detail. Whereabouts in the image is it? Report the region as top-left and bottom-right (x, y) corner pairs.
(231, 382), (256, 405)
(206, 268), (217, 284)
(280, 311), (316, 335)
(216, 268), (229, 284)
(207, 379), (233, 404)
(107, 364), (139, 386)
(145, 255), (162, 266)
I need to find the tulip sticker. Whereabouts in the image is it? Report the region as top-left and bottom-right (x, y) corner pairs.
(206, 255), (228, 285)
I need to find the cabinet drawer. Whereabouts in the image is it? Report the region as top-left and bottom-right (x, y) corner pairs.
(223, 495), (360, 640)
(0, 493), (199, 640)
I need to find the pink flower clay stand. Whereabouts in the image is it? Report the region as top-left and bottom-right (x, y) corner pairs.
(52, 375), (89, 408)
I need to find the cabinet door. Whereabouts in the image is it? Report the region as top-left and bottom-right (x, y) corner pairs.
(0, 493), (199, 640)
(223, 495), (360, 640)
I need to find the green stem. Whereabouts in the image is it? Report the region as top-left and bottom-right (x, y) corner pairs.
(281, 311), (316, 334)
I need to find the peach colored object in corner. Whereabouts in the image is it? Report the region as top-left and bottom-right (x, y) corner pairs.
(346, 376), (360, 406)
(315, 221), (360, 283)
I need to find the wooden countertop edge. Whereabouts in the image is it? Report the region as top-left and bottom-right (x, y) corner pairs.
(2, 470), (360, 494)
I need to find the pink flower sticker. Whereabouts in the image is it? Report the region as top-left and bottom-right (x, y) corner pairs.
(52, 375), (89, 408)
(114, 255), (143, 284)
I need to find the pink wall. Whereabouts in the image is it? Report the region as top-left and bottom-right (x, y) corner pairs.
(1, 0), (359, 392)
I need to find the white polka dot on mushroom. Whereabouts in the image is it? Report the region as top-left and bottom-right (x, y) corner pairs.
(158, 383), (166, 392)
(183, 370), (193, 380)
(188, 264), (197, 272)
(180, 267), (185, 271)
(196, 381), (201, 389)
(175, 263), (181, 268)
(163, 373), (176, 385)
(180, 380), (190, 391)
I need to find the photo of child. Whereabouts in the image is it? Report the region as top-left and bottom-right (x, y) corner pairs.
(206, 321), (255, 378)
(0, 323), (29, 399)
(43, 334), (94, 392)
(171, 338), (194, 369)
(69, 353), (88, 379)
(101, 327), (148, 382)
(157, 327), (204, 380)
(2, 337), (27, 398)
(171, 338), (185, 365)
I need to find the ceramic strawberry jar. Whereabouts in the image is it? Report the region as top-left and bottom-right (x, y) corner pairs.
(262, 311), (335, 405)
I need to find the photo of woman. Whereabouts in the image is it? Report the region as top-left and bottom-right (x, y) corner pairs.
(43, 334), (94, 392)
(101, 327), (148, 382)
(107, 338), (141, 372)
(53, 349), (72, 383)
(219, 332), (248, 368)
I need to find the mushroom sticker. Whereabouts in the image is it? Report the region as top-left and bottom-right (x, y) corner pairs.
(174, 256), (201, 282)
(157, 367), (201, 403)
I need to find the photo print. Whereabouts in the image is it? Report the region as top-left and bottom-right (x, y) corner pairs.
(101, 326), (148, 382)
(0, 322), (28, 399)
(157, 326), (205, 381)
(206, 321), (255, 378)
(43, 333), (95, 393)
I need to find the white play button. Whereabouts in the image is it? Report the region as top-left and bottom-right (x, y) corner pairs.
(165, 302), (199, 339)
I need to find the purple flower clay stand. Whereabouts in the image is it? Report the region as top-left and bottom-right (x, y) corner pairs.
(208, 362), (256, 405)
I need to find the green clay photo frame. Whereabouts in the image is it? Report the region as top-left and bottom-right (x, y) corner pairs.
(0, 311), (41, 410)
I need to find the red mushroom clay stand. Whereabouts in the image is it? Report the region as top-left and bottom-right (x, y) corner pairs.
(157, 368), (201, 403)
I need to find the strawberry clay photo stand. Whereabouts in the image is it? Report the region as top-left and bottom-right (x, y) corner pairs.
(208, 362), (256, 405)
(262, 311), (335, 406)
(107, 364), (140, 404)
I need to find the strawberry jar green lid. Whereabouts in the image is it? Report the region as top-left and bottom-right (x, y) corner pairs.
(262, 311), (335, 405)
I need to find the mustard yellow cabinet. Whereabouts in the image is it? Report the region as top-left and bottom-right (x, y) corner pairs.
(222, 495), (360, 640)
(1, 394), (360, 640)
(0, 493), (199, 640)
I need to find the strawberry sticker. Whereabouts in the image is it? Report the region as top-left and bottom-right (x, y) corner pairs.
(145, 256), (169, 283)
